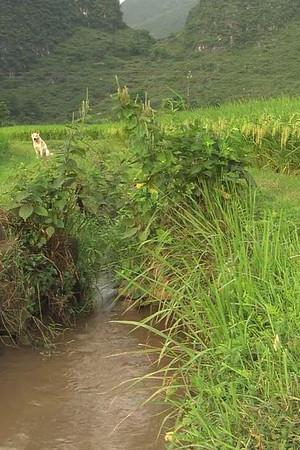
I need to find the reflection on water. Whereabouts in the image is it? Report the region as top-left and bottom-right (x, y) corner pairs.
(0, 305), (165, 450)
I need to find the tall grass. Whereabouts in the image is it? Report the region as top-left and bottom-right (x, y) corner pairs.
(123, 191), (300, 449)
(0, 131), (11, 160)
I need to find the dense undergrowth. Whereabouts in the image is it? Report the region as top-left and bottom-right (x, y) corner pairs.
(122, 194), (300, 449)
(0, 108), (124, 344)
(112, 94), (300, 448)
(1, 94), (300, 447)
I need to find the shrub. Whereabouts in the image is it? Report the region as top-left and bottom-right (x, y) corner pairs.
(0, 115), (112, 343)
(116, 86), (251, 241)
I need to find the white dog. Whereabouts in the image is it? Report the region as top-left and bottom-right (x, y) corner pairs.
(31, 132), (51, 158)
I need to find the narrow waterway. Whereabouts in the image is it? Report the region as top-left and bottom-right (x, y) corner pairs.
(0, 288), (165, 450)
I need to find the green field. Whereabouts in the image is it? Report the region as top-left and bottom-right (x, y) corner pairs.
(2, 95), (300, 174)
(1, 97), (300, 448)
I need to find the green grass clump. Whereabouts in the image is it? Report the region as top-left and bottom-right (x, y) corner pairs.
(124, 191), (300, 448)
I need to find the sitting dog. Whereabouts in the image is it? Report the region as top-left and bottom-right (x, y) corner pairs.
(31, 132), (51, 158)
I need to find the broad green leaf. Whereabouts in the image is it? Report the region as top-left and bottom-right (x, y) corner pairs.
(56, 219), (65, 229)
(35, 205), (48, 217)
(123, 227), (139, 239)
(6, 203), (21, 211)
(19, 204), (33, 221)
(52, 177), (65, 189)
(46, 226), (55, 238)
(54, 198), (67, 211)
(15, 192), (31, 203)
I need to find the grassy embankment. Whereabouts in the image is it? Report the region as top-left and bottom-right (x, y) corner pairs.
(115, 97), (300, 449)
(1, 97), (300, 446)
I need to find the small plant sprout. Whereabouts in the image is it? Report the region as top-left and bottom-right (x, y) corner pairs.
(186, 70), (193, 110)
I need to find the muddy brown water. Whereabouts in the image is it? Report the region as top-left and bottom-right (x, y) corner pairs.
(0, 301), (166, 450)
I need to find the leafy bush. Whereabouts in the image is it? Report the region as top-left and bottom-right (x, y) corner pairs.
(162, 93), (186, 112)
(116, 86), (251, 240)
(0, 116), (114, 343)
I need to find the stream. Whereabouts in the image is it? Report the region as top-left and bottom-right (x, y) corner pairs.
(0, 279), (165, 450)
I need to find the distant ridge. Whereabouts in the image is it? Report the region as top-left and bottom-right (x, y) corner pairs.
(121, 0), (198, 38)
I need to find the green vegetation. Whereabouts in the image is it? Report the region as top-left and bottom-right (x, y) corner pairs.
(121, 0), (198, 38)
(130, 195), (300, 448)
(0, 104), (126, 342)
(0, 131), (11, 160)
(183, 0), (300, 49)
(3, 0), (300, 444)
(3, 96), (299, 172)
(2, 0), (300, 123)
(0, 27), (154, 123)
(166, 97), (300, 173)
(111, 95), (300, 449)
(0, 0), (124, 76)
(0, 101), (9, 126)
(1, 94), (300, 446)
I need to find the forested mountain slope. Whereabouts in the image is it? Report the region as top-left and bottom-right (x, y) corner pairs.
(183, 0), (300, 49)
(0, 0), (123, 75)
(0, 26), (154, 122)
(121, 0), (198, 38)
